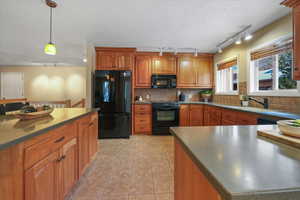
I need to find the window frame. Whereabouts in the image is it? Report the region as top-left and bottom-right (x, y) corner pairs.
(215, 56), (239, 95)
(247, 35), (300, 97)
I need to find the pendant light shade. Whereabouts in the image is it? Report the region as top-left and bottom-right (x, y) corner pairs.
(44, 42), (56, 55)
(45, 2), (57, 55)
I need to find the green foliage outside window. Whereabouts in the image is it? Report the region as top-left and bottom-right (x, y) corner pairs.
(278, 51), (297, 89)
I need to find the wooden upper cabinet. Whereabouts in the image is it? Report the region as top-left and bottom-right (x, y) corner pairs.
(195, 57), (213, 88)
(96, 52), (116, 70)
(177, 54), (213, 88)
(179, 104), (190, 126)
(135, 55), (152, 88)
(152, 55), (176, 75)
(177, 56), (197, 87)
(115, 53), (135, 70)
(95, 47), (136, 70)
(25, 150), (60, 200)
(281, 0), (300, 80)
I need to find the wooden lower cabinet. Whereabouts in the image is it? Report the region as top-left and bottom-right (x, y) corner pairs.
(179, 104), (203, 126)
(25, 150), (60, 200)
(134, 104), (152, 134)
(203, 106), (222, 126)
(1, 112), (99, 200)
(175, 140), (222, 200)
(78, 116), (91, 176)
(61, 138), (78, 198)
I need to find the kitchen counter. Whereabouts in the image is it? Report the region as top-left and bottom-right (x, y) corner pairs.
(0, 108), (98, 150)
(171, 125), (300, 200)
(135, 101), (300, 120)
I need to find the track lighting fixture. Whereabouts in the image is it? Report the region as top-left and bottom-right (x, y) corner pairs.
(245, 33), (253, 41)
(216, 25), (252, 52)
(194, 49), (198, 57)
(218, 47), (223, 53)
(235, 38), (242, 45)
(159, 48), (163, 56)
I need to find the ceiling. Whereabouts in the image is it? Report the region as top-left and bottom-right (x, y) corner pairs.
(0, 0), (291, 66)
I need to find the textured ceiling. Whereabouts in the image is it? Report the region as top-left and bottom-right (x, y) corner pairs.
(0, 0), (291, 66)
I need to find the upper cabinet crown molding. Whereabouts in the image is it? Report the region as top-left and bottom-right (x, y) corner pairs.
(95, 47), (136, 52)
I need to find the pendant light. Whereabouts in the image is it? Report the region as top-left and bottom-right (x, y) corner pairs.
(44, 0), (57, 55)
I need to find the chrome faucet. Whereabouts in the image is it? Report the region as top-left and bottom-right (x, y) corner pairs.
(248, 97), (269, 109)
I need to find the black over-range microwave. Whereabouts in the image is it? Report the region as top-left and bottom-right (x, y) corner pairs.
(151, 75), (177, 89)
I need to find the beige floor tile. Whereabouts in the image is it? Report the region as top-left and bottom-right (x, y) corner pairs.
(70, 136), (174, 200)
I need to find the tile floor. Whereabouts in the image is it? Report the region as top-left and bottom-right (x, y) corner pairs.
(68, 136), (174, 200)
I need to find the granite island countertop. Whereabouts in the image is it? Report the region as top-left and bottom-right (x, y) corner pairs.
(0, 108), (98, 150)
(170, 125), (300, 200)
(135, 101), (300, 120)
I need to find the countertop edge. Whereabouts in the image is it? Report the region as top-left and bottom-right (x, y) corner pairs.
(135, 101), (300, 120)
(170, 127), (300, 200)
(0, 109), (98, 151)
(170, 127), (233, 200)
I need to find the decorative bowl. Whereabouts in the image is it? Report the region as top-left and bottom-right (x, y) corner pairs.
(13, 108), (54, 120)
(277, 120), (300, 138)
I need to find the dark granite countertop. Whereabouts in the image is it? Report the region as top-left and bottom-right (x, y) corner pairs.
(170, 125), (300, 200)
(135, 101), (300, 120)
(0, 108), (98, 150)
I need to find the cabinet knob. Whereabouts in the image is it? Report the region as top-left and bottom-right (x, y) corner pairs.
(54, 136), (65, 143)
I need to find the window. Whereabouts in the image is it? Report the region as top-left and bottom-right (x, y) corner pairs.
(249, 37), (299, 96)
(216, 59), (238, 94)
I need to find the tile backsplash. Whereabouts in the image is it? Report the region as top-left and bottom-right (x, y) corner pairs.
(134, 89), (207, 102)
(213, 82), (300, 113)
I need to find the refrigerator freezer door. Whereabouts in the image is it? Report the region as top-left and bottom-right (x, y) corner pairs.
(99, 113), (131, 138)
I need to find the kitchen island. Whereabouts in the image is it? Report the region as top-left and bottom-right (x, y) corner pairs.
(0, 108), (99, 200)
(170, 125), (300, 200)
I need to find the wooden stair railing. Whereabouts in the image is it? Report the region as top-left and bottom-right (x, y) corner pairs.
(29, 100), (71, 108)
(0, 98), (27, 105)
(71, 99), (85, 108)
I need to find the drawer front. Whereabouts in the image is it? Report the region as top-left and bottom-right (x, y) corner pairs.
(134, 104), (152, 114)
(24, 123), (76, 170)
(135, 114), (151, 125)
(135, 123), (151, 133)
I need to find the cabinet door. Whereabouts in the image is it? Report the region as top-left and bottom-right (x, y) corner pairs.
(195, 57), (213, 88)
(89, 115), (98, 159)
(116, 53), (134, 70)
(78, 118), (90, 176)
(96, 52), (116, 70)
(293, 6), (300, 80)
(25, 150), (60, 200)
(179, 105), (190, 126)
(135, 56), (152, 88)
(189, 105), (203, 126)
(152, 55), (176, 74)
(177, 56), (197, 88)
(61, 138), (78, 198)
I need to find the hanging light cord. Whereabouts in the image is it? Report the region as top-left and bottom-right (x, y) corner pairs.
(49, 7), (53, 43)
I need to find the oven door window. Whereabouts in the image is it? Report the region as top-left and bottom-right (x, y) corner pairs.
(157, 110), (175, 121)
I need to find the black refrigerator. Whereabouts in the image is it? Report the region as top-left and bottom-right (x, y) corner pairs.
(93, 70), (132, 139)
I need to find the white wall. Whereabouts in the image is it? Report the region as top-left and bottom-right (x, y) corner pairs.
(0, 66), (87, 104)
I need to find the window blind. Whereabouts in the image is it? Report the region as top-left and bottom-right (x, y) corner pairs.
(217, 59), (237, 71)
(250, 41), (292, 61)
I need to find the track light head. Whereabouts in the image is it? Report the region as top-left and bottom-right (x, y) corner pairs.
(245, 33), (253, 41)
(159, 48), (163, 56)
(194, 49), (198, 57)
(235, 38), (242, 45)
(218, 47), (223, 53)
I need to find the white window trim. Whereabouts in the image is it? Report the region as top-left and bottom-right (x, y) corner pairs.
(247, 34), (300, 97)
(215, 55), (239, 95)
